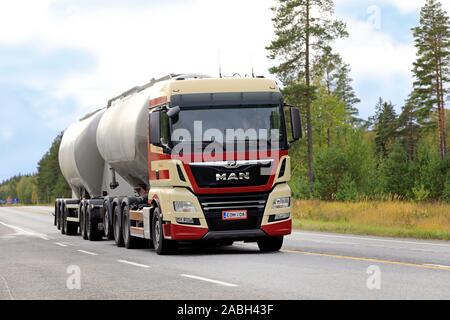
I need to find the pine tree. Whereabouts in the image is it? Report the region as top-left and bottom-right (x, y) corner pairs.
(397, 94), (422, 160)
(313, 49), (361, 127)
(267, 0), (348, 194)
(412, 0), (450, 159)
(372, 98), (398, 158)
(382, 142), (413, 198)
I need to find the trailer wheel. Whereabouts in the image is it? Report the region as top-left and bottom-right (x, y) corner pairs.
(113, 205), (124, 247)
(86, 206), (102, 241)
(257, 237), (284, 253)
(122, 205), (138, 249)
(80, 203), (88, 240)
(60, 203), (67, 235)
(103, 201), (114, 240)
(152, 207), (177, 255)
(64, 207), (78, 236)
(56, 201), (62, 231)
(54, 201), (58, 226)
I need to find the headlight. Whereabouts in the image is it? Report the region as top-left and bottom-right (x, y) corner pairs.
(272, 197), (291, 209)
(173, 201), (196, 213)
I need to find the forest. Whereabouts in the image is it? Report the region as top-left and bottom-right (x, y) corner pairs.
(1, 0), (450, 239)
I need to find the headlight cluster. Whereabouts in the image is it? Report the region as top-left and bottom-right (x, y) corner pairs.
(272, 197), (291, 209)
(173, 201), (196, 213)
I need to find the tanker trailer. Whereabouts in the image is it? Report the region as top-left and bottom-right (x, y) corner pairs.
(55, 74), (303, 255)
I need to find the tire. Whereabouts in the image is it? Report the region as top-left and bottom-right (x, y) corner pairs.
(152, 207), (177, 255)
(103, 202), (114, 240)
(257, 237), (284, 253)
(122, 205), (139, 249)
(86, 206), (102, 241)
(56, 202), (62, 231)
(54, 202), (58, 226)
(114, 205), (124, 247)
(65, 206), (78, 236)
(60, 203), (66, 235)
(80, 204), (88, 240)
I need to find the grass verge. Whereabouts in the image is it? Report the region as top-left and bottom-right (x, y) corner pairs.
(292, 200), (450, 241)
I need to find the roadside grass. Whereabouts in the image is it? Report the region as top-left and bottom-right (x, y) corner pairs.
(292, 200), (450, 241)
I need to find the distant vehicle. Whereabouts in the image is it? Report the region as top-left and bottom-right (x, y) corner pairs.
(0, 200), (5, 205)
(54, 74), (302, 255)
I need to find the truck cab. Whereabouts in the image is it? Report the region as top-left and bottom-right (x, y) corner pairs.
(147, 77), (302, 254)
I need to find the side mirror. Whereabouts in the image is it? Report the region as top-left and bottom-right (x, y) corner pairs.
(290, 107), (302, 142)
(149, 111), (161, 146)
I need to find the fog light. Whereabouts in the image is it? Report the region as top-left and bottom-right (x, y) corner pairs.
(176, 217), (195, 225)
(272, 197), (291, 209)
(173, 201), (196, 213)
(274, 213), (290, 221)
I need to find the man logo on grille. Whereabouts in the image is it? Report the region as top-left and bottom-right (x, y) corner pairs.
(216, 172), (251, 181)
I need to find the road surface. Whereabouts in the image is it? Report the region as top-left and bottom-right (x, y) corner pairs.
(0, 206), (449, 300)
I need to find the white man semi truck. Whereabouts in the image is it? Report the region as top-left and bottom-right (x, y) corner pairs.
(54, 74), (302, 255)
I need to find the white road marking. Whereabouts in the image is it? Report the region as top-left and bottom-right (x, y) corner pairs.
(180, 274), (238, 287)
(117, 260), (150, 268)
(0, 221), (50, 240)
(55, 242), (68, 247)
(77, 250), (98, 256)
(292, 231), (450, 248)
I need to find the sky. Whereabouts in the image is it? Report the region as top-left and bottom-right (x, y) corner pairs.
(0, 0), (448, 181)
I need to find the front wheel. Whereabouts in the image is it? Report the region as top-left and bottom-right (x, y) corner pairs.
(257, 237), (284, 253)
(152, 208), (177, 255)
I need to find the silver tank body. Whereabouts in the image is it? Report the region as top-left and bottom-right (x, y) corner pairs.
(96, 86), (151, 191)
(59, 110), (106, 199)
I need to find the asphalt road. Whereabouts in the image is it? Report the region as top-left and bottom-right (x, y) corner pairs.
(0, 206), (449, 300)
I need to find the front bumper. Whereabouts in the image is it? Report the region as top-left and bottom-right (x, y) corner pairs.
(161, 184), (293, 241)
(165, 219), (292, 241)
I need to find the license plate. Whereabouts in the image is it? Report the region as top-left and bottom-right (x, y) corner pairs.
(222, 210), (248, 221)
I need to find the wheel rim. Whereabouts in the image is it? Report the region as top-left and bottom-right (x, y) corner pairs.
(154, 220), (161, 247)
(86, 209), (91, 238)
(114, 210), (120, 240)
(104, 207), (110, 237)
(123, 210), (129, 242)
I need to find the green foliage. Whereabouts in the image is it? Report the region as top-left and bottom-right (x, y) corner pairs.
(381, 142), (413, 199)
(412, 184), (431, 202)
(443, 176), (450, 203)
(412, 0), (450, 158)
(267, 0), (348, 84)
(371, 98), (397, 158)
(336, 174), (358, 202)
(0, 133), (71, 205)
(37, 133), (71, 202)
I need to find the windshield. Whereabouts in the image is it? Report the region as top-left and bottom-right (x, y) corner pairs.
(170, 105), (287, 150)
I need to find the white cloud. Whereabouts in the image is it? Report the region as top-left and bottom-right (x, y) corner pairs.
(0, 0), (276, 121)
(335, 18), (415, 82)
(336, 0), (450, 15)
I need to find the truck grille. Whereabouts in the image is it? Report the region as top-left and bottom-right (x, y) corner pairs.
(198, 193), (269, 231)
